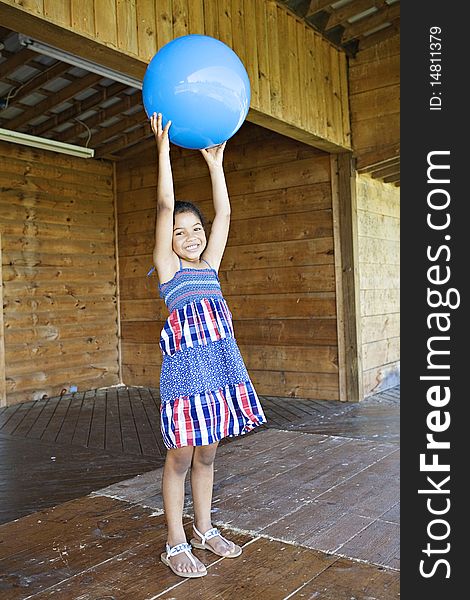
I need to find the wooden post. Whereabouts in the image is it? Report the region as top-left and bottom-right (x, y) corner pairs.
(331, 153), (363, 402)
(113, 163), (123, 385)
(0, 232), (6, 406)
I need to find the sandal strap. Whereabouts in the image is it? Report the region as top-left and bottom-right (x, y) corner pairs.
(193, 524), (227, 543)
(166, 542), (197, 567)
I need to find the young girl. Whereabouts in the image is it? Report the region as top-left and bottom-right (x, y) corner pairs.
(150, 113), (267, 578)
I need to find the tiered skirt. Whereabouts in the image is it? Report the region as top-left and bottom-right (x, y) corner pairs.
(159, 297), (267, 448)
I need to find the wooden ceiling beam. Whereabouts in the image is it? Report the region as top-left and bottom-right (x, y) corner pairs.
(371, 163), (400, 179)
(325, 0), (386, 31)
(305, 0), (333, 19)
(383, 172), (400, 184)
(8, 72), (103, 130)
(95, 122), (152, 158)
(0, 47), (36, 79)
(358, 18), (400, 50)
(3, 62), (71, 108)
(88, 111), (146, 147)
(31, 81), (128, 137)
(0, 26), (12, 41)
(341, 3), (400, 43)
(56, 92), (142, 143)
(356, 144), (399, 171)
(361, 158), (400, 175)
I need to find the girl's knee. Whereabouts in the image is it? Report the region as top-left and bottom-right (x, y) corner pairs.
(165, 446), (194, 474)
(192, 443), (219, 467)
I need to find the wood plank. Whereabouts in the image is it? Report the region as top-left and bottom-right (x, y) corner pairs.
(255, 0), (270, 115)
(217, 0), (232, 47)
(242, 344), (338, 374)
(71, 0), (95, 37)
(188, 0), (205, 35)
(362, 313), (399, 344)
(338, 50), (351, 148)
(243, 0), (259, 108)
(358, 237), (400, 265)
(116, 0), (139, 55)
(121, 317), (337, 346)
(43, 0), (71, 24)
(172, 0), (189, 39)
(359, 263), (399, 291)
(121, 290), (337, 322)
(362, 337), (400, 371)
(155, 0), (173, 49)
(290, 556), (399, 598)
(353, 113), (400, 154)
(204, 0), (219, 38)
(134, 0), (158, 61)
(0, 233), (5, 407)
(356, 143), (400, 172)
(0, 139), (112, 176)
(351, 84), (400, 122)
(360, 289), (400, 317)
(349, 54), (400, 95)
(265, 0), (282, 118)
(356, 176), (400, 217)
(357, 209), (399, 241)
(94, 0), (118, 47)
(230, 0), (246, 64)
(352, 32), (400, 66)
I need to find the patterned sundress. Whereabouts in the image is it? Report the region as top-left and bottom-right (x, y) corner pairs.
(157, 257), (267, 449)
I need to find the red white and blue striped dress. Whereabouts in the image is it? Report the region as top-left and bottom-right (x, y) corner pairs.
(157, 257), (267, 449)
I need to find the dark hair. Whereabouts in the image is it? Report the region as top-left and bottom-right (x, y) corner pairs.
(174, 200), (206, 228)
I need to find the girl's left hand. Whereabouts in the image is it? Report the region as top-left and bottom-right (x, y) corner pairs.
(200, 141), (226, 168)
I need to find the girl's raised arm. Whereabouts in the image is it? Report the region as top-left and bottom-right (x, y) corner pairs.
(151, 113), (177, 280)
(200, 142), (230, 272)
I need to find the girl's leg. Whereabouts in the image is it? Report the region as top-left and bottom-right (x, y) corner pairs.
(162, 446), (206, 574)
(191, 442), (237, 555)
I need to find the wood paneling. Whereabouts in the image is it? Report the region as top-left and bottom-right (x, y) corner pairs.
(356, 175), (399, 396)
(0, 233), (5, 406)
(0, 0), (351, 152)
(0, 141), (119, 405)
(116, 122), (339, 400)
(349, 32), (400, 171)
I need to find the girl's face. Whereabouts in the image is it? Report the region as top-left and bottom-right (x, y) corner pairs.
(172, 211), (207, 262)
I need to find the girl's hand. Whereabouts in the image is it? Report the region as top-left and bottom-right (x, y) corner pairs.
(200, 141), (226, 169)
(150, 112), (171, 154)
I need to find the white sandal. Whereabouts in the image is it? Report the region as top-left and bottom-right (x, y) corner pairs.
(190, 524), (242, 558)
(160, 541), (207, 578)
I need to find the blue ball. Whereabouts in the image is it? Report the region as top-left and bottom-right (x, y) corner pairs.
(142, 35), (251, 150)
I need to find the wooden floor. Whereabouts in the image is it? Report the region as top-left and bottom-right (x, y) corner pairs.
(0, 386), (400, 599)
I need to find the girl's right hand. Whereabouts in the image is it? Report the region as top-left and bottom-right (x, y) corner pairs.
(151, 112), (171, 154)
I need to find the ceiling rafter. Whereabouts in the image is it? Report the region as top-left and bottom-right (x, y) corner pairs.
(57, 92), (142, 143)
(341, 2), (400, 43)
(7, 72), (103, 131)
(31, 81), (128, 137)
(3, 62), (71, 109)
(325, 0), (387, 31)
(305, 0), (334, 19)
(0, 47), (36, 79)
(95, 122), (152, 158)
(89, 111), (146, 147)
(358, 18), (399, 50)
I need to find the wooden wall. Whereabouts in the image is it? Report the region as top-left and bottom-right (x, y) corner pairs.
(349, 33), (399, 169)
(0, 141), (119, 406)
(0, 0), (351, 152)
(356, 174), (399, 396)
(117, 122), (339, 400)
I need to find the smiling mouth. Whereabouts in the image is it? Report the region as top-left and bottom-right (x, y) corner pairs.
(185, 244), (200, 251)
